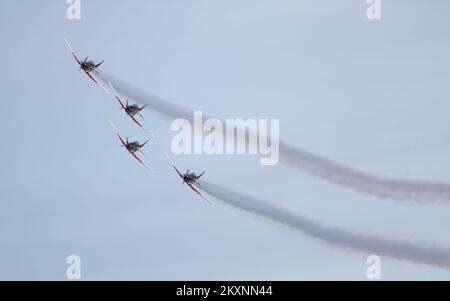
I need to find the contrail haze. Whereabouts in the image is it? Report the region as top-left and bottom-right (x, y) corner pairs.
(98, 72), (450, 203)
(199, 181), (450, 270)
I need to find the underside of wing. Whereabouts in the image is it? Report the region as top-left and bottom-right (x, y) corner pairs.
(130, 115), (155, 137)
(131, 151), (144, 164)
(64, 38), (81, 65)
(86, 71), (99, 84)
(188, 184), (211, 203)
(131, 152), (156, 174)
(109, 121), (127, 146)
(86, 72), (110, 94)
(165, 153), (184, 179)
(108, 81), (126, 109)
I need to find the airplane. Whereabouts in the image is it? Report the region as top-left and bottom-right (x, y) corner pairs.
(109, 121), (156, 173)
(165, 154), (210, 203)
(64, 38), (110, 94)
(108, 82), (156, 137)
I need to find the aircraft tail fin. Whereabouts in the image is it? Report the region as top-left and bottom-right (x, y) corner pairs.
(141, 140), (149, 148)
(95, 60), (104, 68)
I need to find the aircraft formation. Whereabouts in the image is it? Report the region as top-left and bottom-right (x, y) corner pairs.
(64, 39), (209, 203)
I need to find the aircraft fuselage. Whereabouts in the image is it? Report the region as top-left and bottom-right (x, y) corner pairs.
(81, 61), (96, 72)
(125, 105), (141, 116)
(184, 173), (199, 185)
(126, 142), (141, 153)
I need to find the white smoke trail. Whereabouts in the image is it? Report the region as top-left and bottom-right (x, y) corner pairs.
(97, 72), (450, 203)
(199, 180), (450, 270)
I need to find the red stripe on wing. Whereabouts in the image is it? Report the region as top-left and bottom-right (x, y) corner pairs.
(171, 164), (184, 179)
(131, 152), (145, 165)
(188, 184), (203, 197)
(114, 94), (126, 109)
(115, 134), (126, 146)
(130, 115), (146, 130)
(188, 184), (210, 203)
(71, 52), (81, 65)
(110, 127), (127, 146)
(86, 71), (99, 84)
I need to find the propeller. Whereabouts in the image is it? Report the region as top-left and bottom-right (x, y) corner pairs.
(79, 57), (88, 70)
(182, 170), (189, 185)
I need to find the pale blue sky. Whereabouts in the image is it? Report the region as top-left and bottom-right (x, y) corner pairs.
(0, 0), (449, 280)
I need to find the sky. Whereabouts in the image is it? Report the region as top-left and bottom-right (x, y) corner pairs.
(0, 0), (449, 280)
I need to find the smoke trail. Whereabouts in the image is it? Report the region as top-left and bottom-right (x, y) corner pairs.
(199, 180), (450, 269)
(97, 72), (450, 203)
(278, 144), (450, 203)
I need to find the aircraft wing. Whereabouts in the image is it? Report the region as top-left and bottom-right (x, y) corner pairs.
(188, 184), (211, 204)
(86, 71), (110, 94)
(130, 115), (156, 137)
(64, 38), (81, 65)
(109, 121), (127, 146)
(165, 153), (184, 179)
(131, 152), (157, 174)
(86, 71), (100, 84)
(108, 81), (127, 109)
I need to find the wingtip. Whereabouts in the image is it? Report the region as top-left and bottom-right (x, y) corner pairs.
(145, 128), (157, 138)
(203, 196), (212, 205)
(107, 81), (116, 94)
(63, 38), (73, 50)
(109, 120), (118, 132)
(164, 153), (175, 166)
(145, 164), (157, 174)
